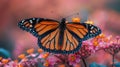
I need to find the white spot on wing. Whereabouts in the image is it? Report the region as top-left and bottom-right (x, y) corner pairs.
(22, 20), (25, 23)
(91, 26), (94, 29)
(36, 19), (40, 22)
(90, 31), (92, 33)
(32, 18), (35, 20)
(30, 20), (33, 23)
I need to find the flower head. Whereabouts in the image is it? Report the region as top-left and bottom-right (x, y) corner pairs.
(104, 36), (120, 55)
(26, 48), (34, 54)
(68, 54), (80, 65)
(72, 17), (81, 22)
(77, 42), (94, 59)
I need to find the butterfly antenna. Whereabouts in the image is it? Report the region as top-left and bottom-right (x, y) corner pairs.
(64, 12), (80, 18)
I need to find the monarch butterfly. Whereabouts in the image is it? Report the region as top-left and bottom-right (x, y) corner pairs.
(18, 18), (101, 54)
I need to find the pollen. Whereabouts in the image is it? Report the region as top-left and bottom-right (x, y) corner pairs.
(72, 17), (80, 23)
(93, 42), (99, 47)
(38, 48), (43, 53)
(2, 59), (9, 64)
(18, 54), (26, 59)
(26, 48), (34, 54)
(85, 20), (94, 24)
(42, 52), (49, 59)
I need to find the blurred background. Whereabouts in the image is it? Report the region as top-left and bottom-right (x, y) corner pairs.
(0, 0), (120, 66)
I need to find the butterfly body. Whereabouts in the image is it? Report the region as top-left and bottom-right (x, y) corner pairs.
(58, 18), (66, 46)
(18, 18), (101, 54)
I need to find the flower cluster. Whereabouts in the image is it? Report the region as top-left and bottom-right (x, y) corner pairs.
(75, 42), (94, 59)
(0, 35), (120, 67)
(91, 34), (112, 49)
(0, 48), (46, 67)
(0, 42), (96, 67)
(104, 36), (120, 55)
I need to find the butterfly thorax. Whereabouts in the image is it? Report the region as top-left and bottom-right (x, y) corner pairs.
(59, 18), (66, 29)
(59, 18), (66, 46)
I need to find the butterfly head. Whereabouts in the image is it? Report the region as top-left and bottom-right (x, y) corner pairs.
(61, 18), (66, 23)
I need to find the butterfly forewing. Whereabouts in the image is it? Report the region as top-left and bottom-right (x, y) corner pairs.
(66, 23), (88, 39)
(66, 23), (101, 41)
(18, 18), (59, 37)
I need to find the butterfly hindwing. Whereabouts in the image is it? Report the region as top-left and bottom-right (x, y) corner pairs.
(38, 28), (82, 54)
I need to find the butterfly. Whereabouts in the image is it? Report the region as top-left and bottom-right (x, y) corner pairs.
(18, 18), (101, 54)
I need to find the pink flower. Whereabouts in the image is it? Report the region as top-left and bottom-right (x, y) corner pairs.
(75, 42), (95, 59)
(104, 36), (120, 55)
(47, 56), (60, 66)
(68, 54), (80, 66)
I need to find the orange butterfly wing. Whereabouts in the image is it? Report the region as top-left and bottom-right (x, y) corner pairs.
(66, 23), (88, 39)
(18, 18), (59, 37)
(66, 23), (101, 41)
(38, 28), (82, 54)
(34, 21), (59, 35)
